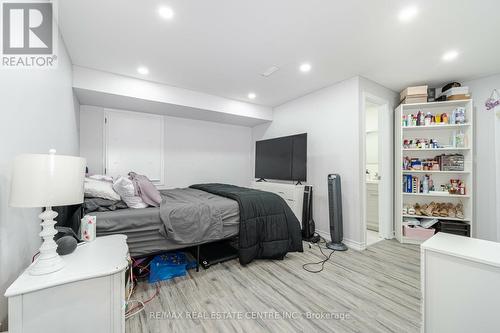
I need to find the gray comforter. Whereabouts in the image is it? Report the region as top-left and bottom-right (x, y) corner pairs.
(159, 188), (237, 244)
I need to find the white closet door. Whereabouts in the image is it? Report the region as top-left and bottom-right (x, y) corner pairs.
(105, 110), (164, 185)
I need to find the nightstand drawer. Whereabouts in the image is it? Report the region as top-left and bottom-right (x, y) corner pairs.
(6, 235), (129, 333)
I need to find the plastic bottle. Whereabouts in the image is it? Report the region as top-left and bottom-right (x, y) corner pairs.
(423, 176), (429, 194)
(424, 113), (432, 126)
(456, 130), (465, 148)
(454, 107), (465, 124)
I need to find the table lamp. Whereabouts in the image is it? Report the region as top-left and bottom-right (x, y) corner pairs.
(9, 149), (86, 275)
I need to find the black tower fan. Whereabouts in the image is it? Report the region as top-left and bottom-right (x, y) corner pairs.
(326, 174), (348, 251)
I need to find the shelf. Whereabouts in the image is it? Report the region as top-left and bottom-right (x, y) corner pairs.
(402, 170), (470, 174)
(403, 192), (470, 198)
(402, 123), (471, 130)
(396, 98), (474, 244)
(402, 214), (470, 222)
(401, 99), (472, 110)
(402, 147), (470, 151)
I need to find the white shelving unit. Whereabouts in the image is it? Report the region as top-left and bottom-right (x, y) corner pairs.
(394, 99), (474, 244)
(403, 148), (470, 151)
(402, 193), (471, 198)
(402, 170), (470, 174)
(402, 123), (470, 130)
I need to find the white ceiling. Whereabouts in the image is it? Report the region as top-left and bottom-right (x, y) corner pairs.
(59, 0), (500, 107)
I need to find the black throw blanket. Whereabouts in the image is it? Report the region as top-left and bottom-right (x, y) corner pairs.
(190, 183), (303, 265)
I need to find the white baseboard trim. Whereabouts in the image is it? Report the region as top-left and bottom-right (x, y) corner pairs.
(343, 238), (366, 251)
(315, 229), (330, 241)
(315, 229), (366, 251)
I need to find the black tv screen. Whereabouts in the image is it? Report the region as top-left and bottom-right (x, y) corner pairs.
(255, 133), (307, 181)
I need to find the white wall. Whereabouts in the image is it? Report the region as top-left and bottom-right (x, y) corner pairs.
(252, 77), (361, 246)
(359, 77), (399, 242)
(463, 74), (500, 241)
(366, 132), (379, 170)
(0, 38), (80, 328)
(163, 116), (252, 188)
(365, 103), (379, 132)
(252, 76), (397, 249)
(80, 107), (253, 189)
(79, 105), (104, 174)
(365, 104), (379, 171)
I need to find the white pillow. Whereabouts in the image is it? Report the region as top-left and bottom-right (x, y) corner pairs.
(84, 178), (121, 201)
(113, 176), (148, 209)
(87, 174), (114, 183)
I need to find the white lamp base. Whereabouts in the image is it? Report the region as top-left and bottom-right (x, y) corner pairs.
(29, 207), (65, 275)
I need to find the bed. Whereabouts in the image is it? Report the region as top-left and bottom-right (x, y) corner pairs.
(90, 184), (303, 265)
(94, 188), (240, 257)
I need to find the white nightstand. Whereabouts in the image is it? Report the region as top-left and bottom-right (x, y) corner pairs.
(5, 235), (129, 333)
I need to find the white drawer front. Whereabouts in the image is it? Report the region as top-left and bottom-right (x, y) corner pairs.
(275, 189), (295, 201)
(252, 181), (306, 223)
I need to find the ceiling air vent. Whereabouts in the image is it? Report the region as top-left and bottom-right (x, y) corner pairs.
(260, 66), (280, 77)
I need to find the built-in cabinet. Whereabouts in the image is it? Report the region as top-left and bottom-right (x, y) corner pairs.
(80, 106), (254, 189)
(80, 108), (165, 185)
(104, 110), (164, 185)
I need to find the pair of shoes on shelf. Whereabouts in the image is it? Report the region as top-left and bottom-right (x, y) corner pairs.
(403, 205), (416, 215)
(456, 203), (464, 219)
(403, 202), (464, 219)
(427, 202), (448, 217)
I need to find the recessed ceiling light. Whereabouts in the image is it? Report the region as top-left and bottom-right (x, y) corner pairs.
(137, 66), (149, 75)
(248, 92), (256, 100)
(299, 63), (311, 73)
(398, 6), (418, 22)
(158, 6), (174, 20)
(442, 50), (459, 62)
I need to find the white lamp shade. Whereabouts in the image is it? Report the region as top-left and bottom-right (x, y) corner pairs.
(9, 153), (86, 208)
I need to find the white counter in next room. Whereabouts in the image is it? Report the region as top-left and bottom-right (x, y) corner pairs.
(366, 179), (379, 231)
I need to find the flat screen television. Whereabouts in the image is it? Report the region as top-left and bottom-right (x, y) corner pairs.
(255, 133), (307, 182)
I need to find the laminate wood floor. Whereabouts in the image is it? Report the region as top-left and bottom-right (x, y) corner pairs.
(126, 240), (421, 333)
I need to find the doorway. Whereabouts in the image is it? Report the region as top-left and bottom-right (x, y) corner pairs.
(362, 94), (393, 247)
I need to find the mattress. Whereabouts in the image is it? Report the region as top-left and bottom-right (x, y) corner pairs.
(94, 189), (239, 257)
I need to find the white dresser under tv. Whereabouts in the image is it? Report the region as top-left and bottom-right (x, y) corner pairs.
(252, 181), (306, 223)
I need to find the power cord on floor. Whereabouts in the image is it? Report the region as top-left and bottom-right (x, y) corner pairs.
(125, 299), (145, 319)
(302, 235), (335, 273)
(125, 257), (160, 320)
(125, 283), (160, 319)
